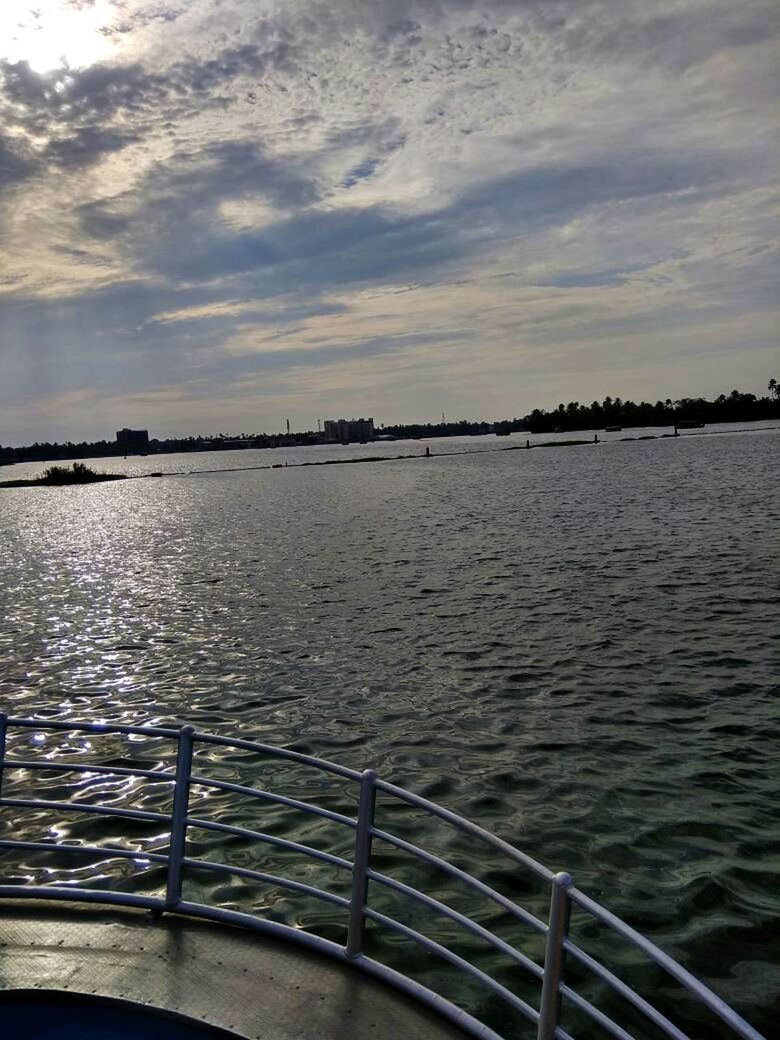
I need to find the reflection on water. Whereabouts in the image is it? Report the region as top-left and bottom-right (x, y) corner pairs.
(1, 426), (778, 1035)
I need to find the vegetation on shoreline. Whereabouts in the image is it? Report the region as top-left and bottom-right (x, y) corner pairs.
(0, 462), (126, 489)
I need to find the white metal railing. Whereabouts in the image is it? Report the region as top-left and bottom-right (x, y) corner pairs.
(0, 714), (766, 1040)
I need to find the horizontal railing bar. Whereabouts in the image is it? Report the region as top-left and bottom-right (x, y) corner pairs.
(185, 814), (354, 872)
(564, 940), (690, 1040)
(5, 717), (179, 739)
(364, 905), (539, 1024)
(183, 857), (350, 909)
(367, 866), (544, 980)
(188, 773), (357, 829)
(0, 840), (348, 910)
(374, 778), (554, 883)
(192, 731), (362, 781)
(372, 825), (547, 934)
(569, 887), (765, 1040)
(0, 884), (162, 911)
(0, 797), (169, 824)
(3, 758), (174, 782)
(0, 839), (169, 865)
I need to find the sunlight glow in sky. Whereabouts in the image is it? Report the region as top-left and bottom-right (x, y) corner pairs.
(0, 1), (114, 73)
(0, 1), (778, 443)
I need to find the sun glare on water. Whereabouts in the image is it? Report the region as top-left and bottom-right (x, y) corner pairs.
(0, 0), (114, 74)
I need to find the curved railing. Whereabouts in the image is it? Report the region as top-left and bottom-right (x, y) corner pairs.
(0, 714), (765, 1040)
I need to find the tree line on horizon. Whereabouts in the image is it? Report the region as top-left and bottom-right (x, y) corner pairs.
(517, 384), (780, 435)
(1, 382), (778, 464)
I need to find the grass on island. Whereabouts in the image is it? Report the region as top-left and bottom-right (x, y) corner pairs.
(534, 438), (593, 448)
(504, 438), (594, 450)
(0, 462), (127, 488)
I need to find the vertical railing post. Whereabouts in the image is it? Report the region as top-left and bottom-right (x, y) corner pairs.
(346, 768), (377, 958)
(0, 713), (7, 801)
(537, 871), (573, 1040)
(165, 725), (194, 910)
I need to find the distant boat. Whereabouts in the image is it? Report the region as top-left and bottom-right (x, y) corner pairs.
(676, 419), (705, 429)
(605, 425), (622, 432)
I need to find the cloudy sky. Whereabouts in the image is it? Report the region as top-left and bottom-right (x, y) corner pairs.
(1, 0), (778, 442)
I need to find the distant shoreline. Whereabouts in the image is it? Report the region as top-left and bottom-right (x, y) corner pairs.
(2, 389), (779, 467)
(2, 416), (779, 471)
(3, 422), (777, 489)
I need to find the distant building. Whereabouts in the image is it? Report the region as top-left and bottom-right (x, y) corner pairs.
(116, 428), (149, 450)
(323, 418), (375, 443)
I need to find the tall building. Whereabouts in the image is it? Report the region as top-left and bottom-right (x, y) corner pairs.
(323, 418), (375, 443)
(116, 428), (149, 450)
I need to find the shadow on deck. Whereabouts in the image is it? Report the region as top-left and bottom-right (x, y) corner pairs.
(0, 900), (469, 1040)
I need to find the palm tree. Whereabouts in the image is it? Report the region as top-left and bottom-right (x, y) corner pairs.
(769, 378), (778, 399)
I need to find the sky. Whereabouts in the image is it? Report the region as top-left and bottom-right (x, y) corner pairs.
(0, 0), (778, 443)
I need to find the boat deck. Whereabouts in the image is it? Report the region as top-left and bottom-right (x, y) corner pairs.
(0, 900), (468, 1040)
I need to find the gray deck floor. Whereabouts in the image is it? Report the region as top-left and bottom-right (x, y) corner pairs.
(0, 900), (470, 1039)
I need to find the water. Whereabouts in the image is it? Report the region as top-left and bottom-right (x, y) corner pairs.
(1, 424), (778, 1036)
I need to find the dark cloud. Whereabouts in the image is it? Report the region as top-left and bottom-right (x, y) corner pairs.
(0, 59), (163, 126)
(0, 135), (36, 188)
(342, 158), (381, 188)
(0, 59), (157, 177)
(77, 137), (321, 261)
(93, 146), (729, 295)
(44, 126), (140, 169)
(160, 140), (320, 211)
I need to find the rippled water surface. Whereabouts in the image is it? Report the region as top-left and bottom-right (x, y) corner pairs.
(1, 425), (778, 1036)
